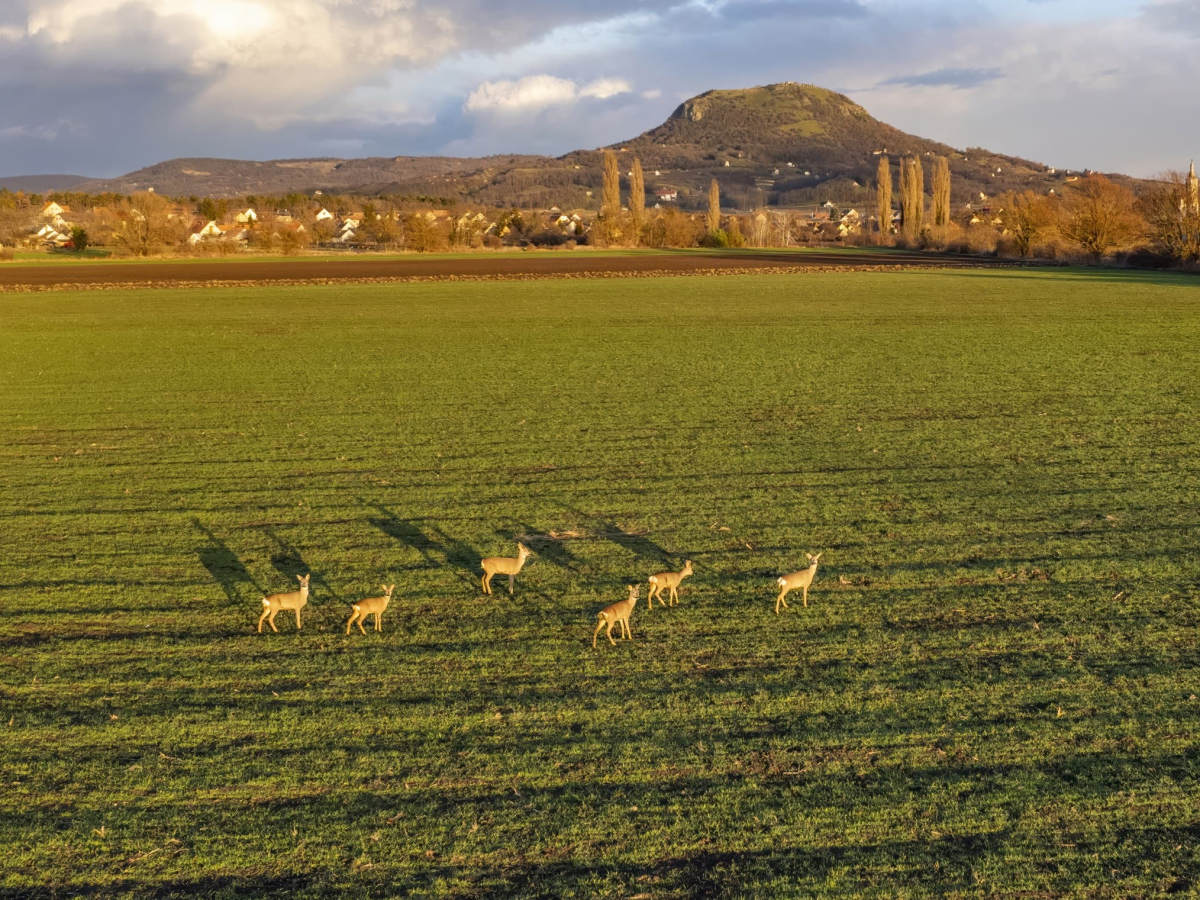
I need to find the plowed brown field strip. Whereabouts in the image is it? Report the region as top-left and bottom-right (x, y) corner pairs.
(0, 249), (1028, 290)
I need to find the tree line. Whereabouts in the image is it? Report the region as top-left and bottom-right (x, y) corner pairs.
(872, 154), (1198, 265)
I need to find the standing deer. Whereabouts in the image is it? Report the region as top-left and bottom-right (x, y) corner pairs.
(346, 584), (394, 635)
(775, 553), (821, 614)
(647, 560), (694, 609)
(258, 574), (311, 633)
(481, 542), (532, 595)
(593, 585), (640, 648)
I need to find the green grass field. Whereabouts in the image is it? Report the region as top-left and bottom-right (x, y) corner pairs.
(2, 269), (1198, 898)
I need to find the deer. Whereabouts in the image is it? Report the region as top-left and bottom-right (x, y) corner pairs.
(647, 559), (694, 609)
(257, 574), (311, 633)
(593, 585), (640, 648)
(775, 553), (821, 614)
(480, 542), (532, 596)
(346, 584), (394, 635)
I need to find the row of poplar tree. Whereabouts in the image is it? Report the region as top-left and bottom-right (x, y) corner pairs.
(875, 155), (953, 242)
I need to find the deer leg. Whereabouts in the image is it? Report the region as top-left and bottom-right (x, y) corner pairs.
(802, 586), (808, 608)
(624, 620), (633, 641)
(294, 609), (302, 630)
(775, 590), (788, 615)
(258, 608), (269, 633)
(346, 611), (357, 635)
(481, 572), (490, 595)
(508, 574), (515, 595)
(670, 586), (679, 606)
(375, 612), (383, 632)
(268, 610), (280, 632)
(593, 616), (605, 649)
(607, 621), (617, 646)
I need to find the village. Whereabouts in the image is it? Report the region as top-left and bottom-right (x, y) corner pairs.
(10, 189), (1032, 256)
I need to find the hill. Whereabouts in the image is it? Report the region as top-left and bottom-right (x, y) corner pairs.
(58, 83), (1133, 207)
(0, 174), (93, 193)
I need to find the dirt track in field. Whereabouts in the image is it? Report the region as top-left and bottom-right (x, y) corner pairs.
(0, 250), (1031, 292)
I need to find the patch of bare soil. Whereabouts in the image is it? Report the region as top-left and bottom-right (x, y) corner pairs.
(0, 250), (1031, 292)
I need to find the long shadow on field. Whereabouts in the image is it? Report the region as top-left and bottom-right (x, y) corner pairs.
(367, 504), (479, 589)
(193, 519), (261, 604)
(508, 522), (581, 574)
(257, 527), (338, 601)
(0, 873), (315, 900)
(559, 504), (675, 567)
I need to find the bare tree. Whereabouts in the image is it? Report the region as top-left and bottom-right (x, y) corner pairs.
(405, 213), (448, 253)
(997, 191), (1053, 257)
(931, 156), (952, 228)
(0, 206), (35, 248)
(1138, 172), (1200, 264)
(875, 156), (892, 244)
(629, 159), (645, 246)
(112, 192), (182, 257)
(369, 207), (404, 250)
(1060, 175), (1142, 260)
(645, 208), (701, 248)
(707, 179), (721, 234)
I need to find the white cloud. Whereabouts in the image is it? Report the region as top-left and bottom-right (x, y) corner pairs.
(465, 74), (631, 113)
(579, 77), (632, 99)
(465, 75), (579, 112)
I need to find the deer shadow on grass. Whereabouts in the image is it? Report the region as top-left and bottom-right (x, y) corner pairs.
(508, 521), (582, 574)
(556, 503), (676, 568)
(193, 519), (261, 605)
(255, 527), (338, 602)
(367, 504), (479, 589)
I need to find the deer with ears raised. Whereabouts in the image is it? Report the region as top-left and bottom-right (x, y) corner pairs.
(481, 543), (532, 596)
(775, 553), (821, 614)
(346, 584), (394, 635)
(593, 585), (640, 648)
(647, 560), (694, 609)
(258, 574), (311, 633)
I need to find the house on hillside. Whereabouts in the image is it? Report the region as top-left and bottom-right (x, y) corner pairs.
(655, 189), (677, 202)
(315, 208), (334, 222)
(198, 220), (225, 238)
(235, 208), (258, 224)
(42, 201), (65, 219)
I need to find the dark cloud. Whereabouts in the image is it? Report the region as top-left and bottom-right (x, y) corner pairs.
(713, 0), (868, 22)
(880, 67), (1006, 90)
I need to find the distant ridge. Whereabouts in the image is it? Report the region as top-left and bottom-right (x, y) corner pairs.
(11, 83), (1138, 205)
(0, 174), (93, 193)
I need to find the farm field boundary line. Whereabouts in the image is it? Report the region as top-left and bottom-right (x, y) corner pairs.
(0, 248), (1036, 288)
(0, 261), (1032, 293)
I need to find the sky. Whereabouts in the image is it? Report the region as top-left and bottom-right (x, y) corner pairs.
(0, 0), (1195, 178)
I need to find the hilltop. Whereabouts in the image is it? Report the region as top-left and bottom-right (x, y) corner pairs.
(44, 83), (1130, 207)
